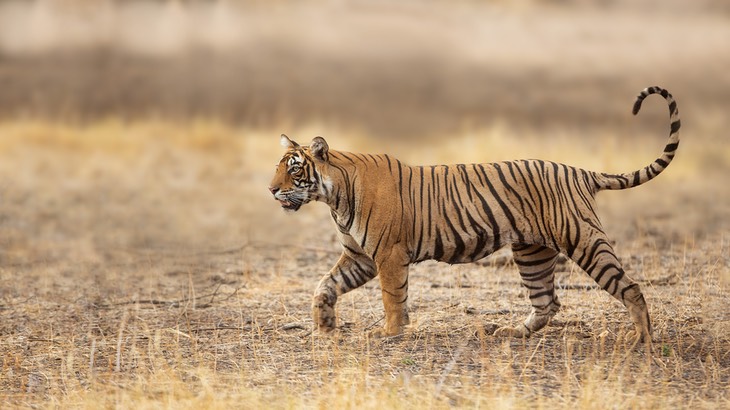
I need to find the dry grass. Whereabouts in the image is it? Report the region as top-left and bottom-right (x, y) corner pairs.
(0, 119), (728, 409)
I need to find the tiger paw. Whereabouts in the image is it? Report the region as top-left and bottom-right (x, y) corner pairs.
(493, 325), (531, 338)
(312, 293), (337, 332)
(367, 325), (404, 339)
(625, 329), (653, 346)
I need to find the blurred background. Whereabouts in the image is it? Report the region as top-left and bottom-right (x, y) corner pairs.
(1, 0), (729, 138)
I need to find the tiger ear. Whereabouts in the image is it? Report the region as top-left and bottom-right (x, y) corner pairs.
(310, 136), (329, 162)
(280, 134), (300, 149)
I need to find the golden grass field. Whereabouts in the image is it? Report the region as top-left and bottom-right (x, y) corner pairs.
(1, 1), (730, 409)
(0, 118), (728, 408)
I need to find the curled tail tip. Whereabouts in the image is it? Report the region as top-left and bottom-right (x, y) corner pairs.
(632, 86), (669, 115)
(631, 99), (643, 115)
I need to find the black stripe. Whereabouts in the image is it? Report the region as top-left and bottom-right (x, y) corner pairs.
(471, 164), (500, 247)
(520, 268), (556, 282)
(449, 170), (465, 210)
(350, 258), (370, 278)
(414, 167), (426, 260)
(371, 225), (389, 261)
(339, 267), (355, 289)
(529, 290), (554, 300)
(520, 161), (550, 245)
(515, 255), (557, 267)
(339, 152), (356, 164)
(426, 166), (432, 235)
(561, 166), (583, 257)
(352, 153), (369, 166)
(343, 243), (364, 256)
(518, 245), (547, 257)
(576, 238), (608, 268)
(465, 208), (489, 261)
(506, 162), (539, 226)
(593, 264), (615, 284)
(584, 248), (617, 274)
(483, 164), (521, 243)
(457, 164), (474, 202)
(549, 162), (566, 241)
(619, 283), (640, 302)
(493, 163), (527, 243)
(647, 164), (657, 177)
(603, 268), (624, 294)
(396, 276), (409, 290)
(433, 228), (445, 261)
(532, 161), (561, 252)
(447, 175), (469, 231)
(397, 160), (405, 238)
(440, 198), (466, 263)
(670, 120), (681, 134)
(360, 206), (374, 249)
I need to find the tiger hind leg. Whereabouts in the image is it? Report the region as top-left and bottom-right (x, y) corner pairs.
(494, 244), (561, 338)
(573, 236), (652, 344)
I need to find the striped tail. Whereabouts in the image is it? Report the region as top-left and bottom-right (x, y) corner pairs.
(597, 86), (681, 191)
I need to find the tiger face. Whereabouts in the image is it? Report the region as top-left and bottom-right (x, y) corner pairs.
(269, 134), (330, 212)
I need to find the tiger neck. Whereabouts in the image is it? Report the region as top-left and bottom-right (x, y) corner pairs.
(322, 150), (364, 233)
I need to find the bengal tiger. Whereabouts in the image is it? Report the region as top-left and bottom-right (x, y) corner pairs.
(268, 86), (680, 343)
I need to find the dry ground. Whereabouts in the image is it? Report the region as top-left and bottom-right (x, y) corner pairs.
(0, 120), (728, 408)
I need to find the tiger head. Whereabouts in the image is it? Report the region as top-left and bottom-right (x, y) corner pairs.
(269, 134), (331, 212)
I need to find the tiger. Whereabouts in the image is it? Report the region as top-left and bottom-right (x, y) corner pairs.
(268, 86), (680, 343)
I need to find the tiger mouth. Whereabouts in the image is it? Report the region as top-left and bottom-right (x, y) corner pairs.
(277, 198), (302, 211)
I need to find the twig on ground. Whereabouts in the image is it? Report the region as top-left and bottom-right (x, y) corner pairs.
(557, 284), (600, 290)
(464, 307), (512, 315)
(190, 326), (247, 333)
(27, 337), (61, 344)
(640, 271), (680, 286)
(101, 286), (243, 309)
(280, 323), (307, 331)
(364, 316), (384, 331)
(189, 322), (308, 334)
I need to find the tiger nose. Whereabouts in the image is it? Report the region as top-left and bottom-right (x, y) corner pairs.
(269, 186), (279, 195)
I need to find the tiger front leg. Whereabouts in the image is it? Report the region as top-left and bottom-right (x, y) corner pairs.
(312, 286), (337, 332)
(368, 250), (410, 338)
(312, 251), (377, 333)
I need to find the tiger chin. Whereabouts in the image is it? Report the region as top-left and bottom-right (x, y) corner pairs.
(269, 86), (681, 345)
